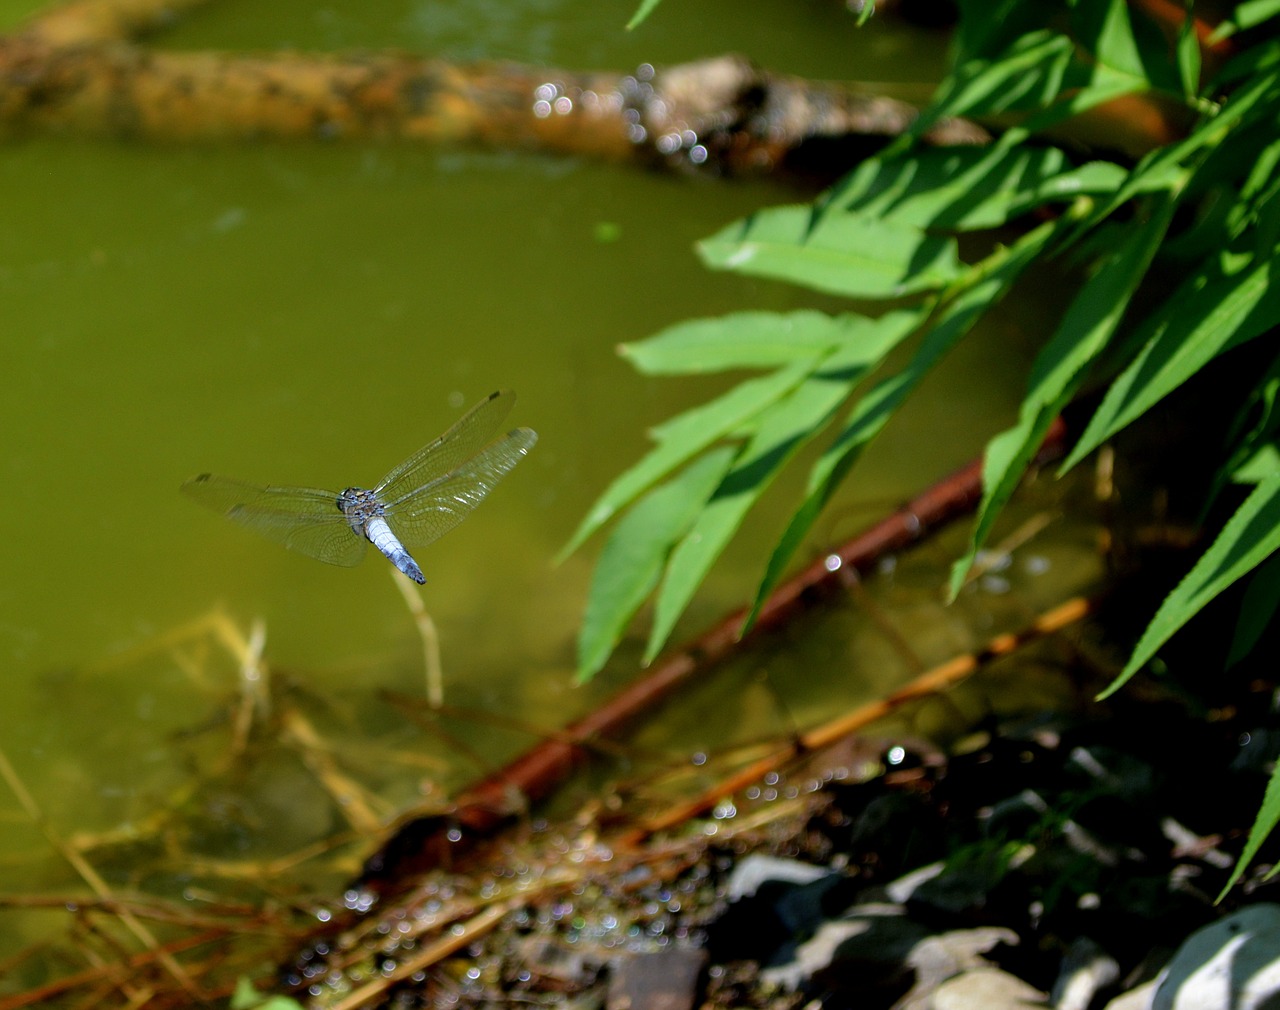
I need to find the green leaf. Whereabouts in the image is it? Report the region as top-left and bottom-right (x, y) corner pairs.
(1217, 759), (1280, 899)
(620, 311), (868, 375)
(644, 324), (911, 661)
(559, 359), (816, 558)
(625, 0), (662, 30)
(1087, 64), (1280, 230)
(1062, 246), (1280, 471)
(1227, 550), (1280, 668)
(1175, 2), (1202, 100)
(1103, 470), (1280, 698)
(745, 216), (1064, 631)
(1072, 0), (1146, 84)
(827, 145), (1123, 232)
(949, 196), (1177, 598)
(1235, 0), (1280, 31)
(697, 205), (962, 299)
(231, 978), (304, 1010)
(576, 446), (738, 681)
(906, 29), (1075, 142)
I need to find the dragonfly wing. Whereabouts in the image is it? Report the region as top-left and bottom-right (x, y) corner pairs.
(374, 390), (516, 504)
(181, 474), (367, 567)
(383, 427), (537, 549)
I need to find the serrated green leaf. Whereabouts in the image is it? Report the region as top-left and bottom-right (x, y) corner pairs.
(905, 30), (1075, 145)
(745, 216), (1064, 631)
(950, 196), (1177, 598)
(559, 359), (817, 559)
(1103, 469), (1280, 699)
(1087, 64), (1280, 231)
(576, 446), (738, 681)
(620, 311), (868, 375)
(644, 324), (911, 661)
(1062, 246), (1280, 472)
(698, 205), (961, 299)
(826, 145), (1123, 232)
(1217, 759), (1280, 899)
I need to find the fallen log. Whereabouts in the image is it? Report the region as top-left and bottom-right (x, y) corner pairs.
(0, 31), (988, 172)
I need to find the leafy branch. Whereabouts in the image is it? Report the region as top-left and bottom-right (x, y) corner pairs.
(571, 0), (1280, 885)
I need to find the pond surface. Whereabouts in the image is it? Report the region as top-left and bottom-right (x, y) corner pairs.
(0, 0), (1096, 968)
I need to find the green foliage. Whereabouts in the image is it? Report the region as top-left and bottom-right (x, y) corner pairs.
(570, 0), (1280, 875)
(230, 977), (304, 1010)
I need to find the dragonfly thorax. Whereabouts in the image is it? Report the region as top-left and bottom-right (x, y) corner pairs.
(336, 486), (387, 531)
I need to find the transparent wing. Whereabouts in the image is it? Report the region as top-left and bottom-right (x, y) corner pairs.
(383, 427), (538, 548)
(181, 474), (367, 567)
(374, 390), (516, 504)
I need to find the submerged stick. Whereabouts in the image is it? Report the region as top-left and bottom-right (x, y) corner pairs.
(356, 419), (1069, 890)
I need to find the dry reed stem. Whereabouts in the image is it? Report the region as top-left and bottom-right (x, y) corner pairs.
(278, 707), (388, 836)
(391, 568), (444, 707)
(327, 901), (512, 1010)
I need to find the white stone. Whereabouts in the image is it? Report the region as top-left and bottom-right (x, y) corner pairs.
(1152, 904), (1280, 1010)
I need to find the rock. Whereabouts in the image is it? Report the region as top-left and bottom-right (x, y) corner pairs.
(1103, 979), (1157, 1010)
(760, 903), (927, 993)
(1052, 936), (1120, 1010)
(724, 854), (829, 900)
(895, 927), (1020, 1010)
(606, 948), (707, 1010)
(1151, 904), (1280, 1010)
(930, 967), (1046, 1009)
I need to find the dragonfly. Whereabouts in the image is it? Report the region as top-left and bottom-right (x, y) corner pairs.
(181, 390), (536, 584)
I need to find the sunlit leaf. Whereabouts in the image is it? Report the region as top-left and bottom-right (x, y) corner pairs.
(1087, 64), (1280, 231)
(1217, 760), (1280, 899)
(698, 205), (962, 299)
(1073, 0), (1145, 83)
(949, 196), (1177, 598)
(1062, 245), (1280, 472)
(620, 311), (871, 375)
(645, 325), (911, 661)
(826, 145), (1123, 232)
(1236, 0), (1280, 31)
(745, 217), (1063, 631)
(905, 30), (1075, 143)
(1102, 469), (1280, 698)
(559, 360), (816, 558)
(576, 446), (737, 680)
(1175, 2), (1202, 100)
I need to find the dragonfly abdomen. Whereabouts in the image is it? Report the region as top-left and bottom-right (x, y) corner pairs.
(364, 516), (426, 584)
